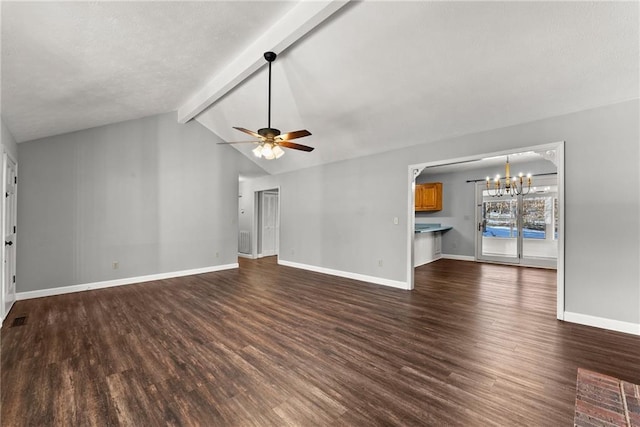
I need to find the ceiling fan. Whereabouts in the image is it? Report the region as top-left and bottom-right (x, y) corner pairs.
(219, 51), (313, 160)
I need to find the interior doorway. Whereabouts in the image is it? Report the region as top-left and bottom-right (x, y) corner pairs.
(2, 153), (17, 320)
(407, 141), (564, 319)
(256, 189), (279, 258)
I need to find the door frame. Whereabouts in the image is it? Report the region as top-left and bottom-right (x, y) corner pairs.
(253, 187), (280, 259)
(1, 152), (18, 322)
(407, 141), (565, 320)
(476, 175), (558, 268)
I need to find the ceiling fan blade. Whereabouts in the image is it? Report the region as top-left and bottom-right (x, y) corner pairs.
(233, 127), (262, 139)
(217, 140), (258, 145)
(279, 141), (314, 152)
(277, 130), (311, 141)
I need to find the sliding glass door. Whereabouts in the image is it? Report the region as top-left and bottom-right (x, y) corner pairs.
(476, 177), (557, 268)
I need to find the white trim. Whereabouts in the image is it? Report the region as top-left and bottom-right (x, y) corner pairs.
(278, 259), (409, 290)
(441, 254), (475, 262)
(15, 264), (239, 301)
(564, 311), (640, 336)
(406, 167), (419, 290)
(252, 186), (281, 260)
(414, 255), (444, 267)
(1, 151), (17, 322)
(555, 142), (565, 320)
(237, 253), (256, 259)
(259, 190), (279, 257)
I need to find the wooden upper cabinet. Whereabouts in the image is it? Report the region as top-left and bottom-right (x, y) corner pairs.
(415, 182), (442, 211)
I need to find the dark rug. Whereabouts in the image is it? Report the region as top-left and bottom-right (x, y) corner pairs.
(575, 368), (640, 426)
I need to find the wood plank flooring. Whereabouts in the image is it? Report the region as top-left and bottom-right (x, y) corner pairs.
(2, 257), (639, 426)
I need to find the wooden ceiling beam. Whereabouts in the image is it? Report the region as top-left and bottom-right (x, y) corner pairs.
(177, 0), (350, 124)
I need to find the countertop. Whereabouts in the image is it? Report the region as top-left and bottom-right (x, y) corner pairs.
(415, 223), (453, 233)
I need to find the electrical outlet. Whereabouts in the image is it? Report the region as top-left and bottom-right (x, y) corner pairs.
(215, 252), (219, 258)
(378, 259), (383, 267)
(393, 217), (399, 225)
(112, 261), (119, 270)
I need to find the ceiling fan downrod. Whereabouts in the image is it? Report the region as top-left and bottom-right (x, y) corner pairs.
(264, 51), (276, 132)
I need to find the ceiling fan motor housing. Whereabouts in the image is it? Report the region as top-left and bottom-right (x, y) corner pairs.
(258, 127), (281, 139)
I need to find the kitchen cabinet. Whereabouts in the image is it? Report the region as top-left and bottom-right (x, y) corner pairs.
(414, 231), (443, 267)
(414, 224), (451, 267)
(415, 182), (442, 212)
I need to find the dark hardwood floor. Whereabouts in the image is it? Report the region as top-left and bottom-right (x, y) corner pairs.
(2, 257), (639, 426)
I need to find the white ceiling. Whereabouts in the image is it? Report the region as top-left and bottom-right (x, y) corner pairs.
(2, 1), (638, 177)
(1, 1), (294, 142)
(418, 150), (553, 176)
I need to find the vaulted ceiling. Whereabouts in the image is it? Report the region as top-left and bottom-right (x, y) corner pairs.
(2, 1), (638, 176)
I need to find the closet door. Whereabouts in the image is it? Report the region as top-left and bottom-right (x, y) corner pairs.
(2, 154), (17, 319)
(260, 191), (279, 257)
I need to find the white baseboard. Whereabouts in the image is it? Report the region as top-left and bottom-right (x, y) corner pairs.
(277, 259), (409, 290)
(563, 311), (640, 336)
(442, 254), (476, 262)
(16, 263), (239, 301)
(414, 256), (441, 268)
(237, 253), (255, 259)
(1, 299), (16, 325)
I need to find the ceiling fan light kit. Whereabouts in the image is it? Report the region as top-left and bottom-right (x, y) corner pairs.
(253, 143), (284, 159)
(221, 51), (314, 160)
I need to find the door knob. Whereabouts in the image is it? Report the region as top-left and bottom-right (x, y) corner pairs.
(5, 241), (12, 246)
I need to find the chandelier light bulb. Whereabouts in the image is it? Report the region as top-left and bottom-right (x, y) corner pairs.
(252, 145), (263, 158)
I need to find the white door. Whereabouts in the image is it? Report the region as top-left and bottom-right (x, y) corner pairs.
(2, 154), (17, 319)
(260, 191), (279, 257)
(476, 177), (558, 268)
(476, 184), (519, 264)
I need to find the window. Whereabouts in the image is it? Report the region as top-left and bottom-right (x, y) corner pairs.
(483, 199), (517, 238)
(482, 195), (558, 240)
(522, 197), (549, 240)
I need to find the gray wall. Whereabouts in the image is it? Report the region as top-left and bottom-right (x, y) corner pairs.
(417, 159), (557, 257)
(238, 180), (254, 240)
(17, 112), (265, 292)
(242, 100), (639, 324)
(1, 116), (18, 160)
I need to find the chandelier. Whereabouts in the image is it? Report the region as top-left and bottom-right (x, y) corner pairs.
(485, 156), (532, 197)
